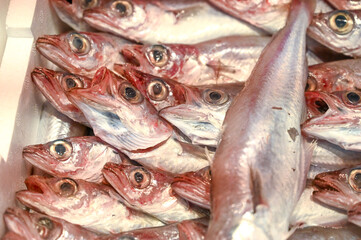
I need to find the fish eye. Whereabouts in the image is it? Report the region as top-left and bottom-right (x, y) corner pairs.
(329, 11), (354, 35)
(111, 0), (133, 17)
(203, 89), (229, 105)
(147, 45), (169, 67)
(68, 33), (90, 55)
(61, 75), (84, 91)
(349, 169), (361, 192)
(49, 140), (73, 161)
(343, 91), (361, 105)
(305, 75), (317, 91)
(119, 82), (144, 104)
(81, 0), (98, 8)
(129, 167), (151, 189)
(147, 79), (169, 101)
(55, 178), (78, 197)
(36, 217), (53, 238)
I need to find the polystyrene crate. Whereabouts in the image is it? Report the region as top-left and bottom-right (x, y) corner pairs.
(0, 0), (68, 235)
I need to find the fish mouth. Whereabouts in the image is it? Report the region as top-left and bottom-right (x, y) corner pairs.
(83, 8), (118, 31)
(102, 163), (130, 204)
(312, 174), (341, 193)
(121, 49), (141, 67)
(3, 208), (30, 234)
(36, 35), (61, 49)
(348, 203), (361, 225)
(22, 145), (55, 175)
(305, 91), (331, 118)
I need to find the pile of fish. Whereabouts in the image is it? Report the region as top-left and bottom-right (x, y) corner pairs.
(4, 0), (361, 239)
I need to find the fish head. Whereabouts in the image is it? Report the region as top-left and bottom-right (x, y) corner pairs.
(172, 167), (211, 209)
(50, 0), (98, 31)
(303, 90), (361, 151)
(83, 0), (149, 38)
(312, 166), (361, 211)
(36, 31), (120, 75)
(348, 202), (361, 226)
(160, 83), (243, 146)
(67, 67), (173, 151)
(117, 64), (187, 111)
(102, 162), (173, 207)
(116, 43), (198, 80)
(326, 0), (361, 10)
(307, 10), (361, 56)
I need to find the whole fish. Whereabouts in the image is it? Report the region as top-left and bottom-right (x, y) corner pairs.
(307, 10), (361, 57)
(302, 90), (361, 151)
(207, 0), (291, 33)
(32, 67), (91, 125)
(206, 0), (315, 239)
(288, 224), (361, 240)
(313, 165), (361, 227)
(116, 36), (270, 85)
(82, 0), (264, 44)
(16, 176), (164, 234)
(171, 167), (211, 210)
(36, 31), (129, 77)
(22, 136), (124, 183)
(3, 208), (99, 240)
(66, 67), (173, 151)
(50, 0), (99, 31)
(326, 0), (361, 10)
(102, 162), (205, 222)
(307, 59), (361, 92)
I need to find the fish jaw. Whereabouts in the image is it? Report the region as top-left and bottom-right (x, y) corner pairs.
(348, 202), (361, 227)
(66, 67), (173, 151)
(3, 208), (40, 240)
(177, 219), (208, 240)
(307, 10), (361, 57)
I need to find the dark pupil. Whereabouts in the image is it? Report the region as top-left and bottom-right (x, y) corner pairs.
(38, 217), (53, 229)
(60, 182), (73, 192)
(116, 3), (127, 13)
(305, 82), (310, 91)
(209, 91), (221, 101)
(153, 50), (163, 62)
(55, 144), (66, 156)
(134, 172), (144, 183)
(125, 87), (137, 99)
(66, 78), (77, 88)
(117, 236), (136, 240)
(66, 0), (72, 3)
(152, 83), (162, 95)
(347, 92), (360, 104)
(73, 37), (83, 50)
(84, 0), (92, 6)
(335, 15), (347, 28)
(315, 100), (329, 114)
(354, 173), (361, 189)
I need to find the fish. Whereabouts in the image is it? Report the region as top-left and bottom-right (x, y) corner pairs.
(102, 162), (205, 223)
(16, 176), (164, 234)
(206, 0), (315, 239)
(288, 224), (361, 240)
(82, 0), (264, 44)
(115, 36), (270, 85)
(50, 0), (100, 31)
(313, 165), (361, 227)
(66, 67), (173, 151)
(326, 0), (361, 10)
(171, 167), (211, 210)
(208, 0), (291, 33)
(22, 136), (124, 183)
(31, 67), (91, 125)
(307, 59), (361, 92)
(3, 207), (99, 240)
(1, 232), (25, 240)
(307, 10), (361, 57)
(302, 90), (361, 151)
(36, 31), (129, 77)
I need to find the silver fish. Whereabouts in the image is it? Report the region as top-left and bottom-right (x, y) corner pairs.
(288, 224), (361, 240)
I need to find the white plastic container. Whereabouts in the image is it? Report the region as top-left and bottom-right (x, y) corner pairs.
(0, 0), (68, 235)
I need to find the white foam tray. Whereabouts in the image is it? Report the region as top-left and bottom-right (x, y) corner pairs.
(0, 0), (68, 235)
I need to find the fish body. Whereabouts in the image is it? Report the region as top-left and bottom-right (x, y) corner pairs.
(302, 90), (361, 151)
(307, 10), (361, 57)
(66, 67), (173, 151)
(288, 224), (361, 240)
(32, 67), (91, 125)
(16, 176), (164, 234)
(3, 208), (99, 240)
(326, 0), (361, 10)
(36, 31), (129, 77)
(23, 136), (124, 183)
(207, 0), (315, 239)
(103, 163), (205, 222)
(208, 0), (291, 33)
(83, 0), (264, 44)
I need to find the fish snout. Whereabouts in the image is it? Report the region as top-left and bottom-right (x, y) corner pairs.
(36, 35), (61, 49)
(312, 169), (344, 193)
(121, 49), (141, 67)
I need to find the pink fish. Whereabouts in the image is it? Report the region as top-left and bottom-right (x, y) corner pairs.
(102, 162), (205, 223)
(326, 0), (361, 10)
(31, 67), (91, 125)
(22, 136), (125, 183)
(66, 67), (173, 151)
(36, 31), (129, 77)
(3, 207), (99, 240)
(16, 176), (164, 234)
